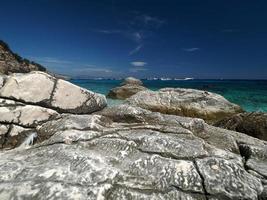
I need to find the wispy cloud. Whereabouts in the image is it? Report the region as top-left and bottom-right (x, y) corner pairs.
(129, 44), (143, 55)
(93, 13), (164, 56)
(29, 56), (73, 65)
(131, 61), (147, 67)
(182, 48), (200, 52)
(137, 14), (165, 28)
(74, 65), (113, 73)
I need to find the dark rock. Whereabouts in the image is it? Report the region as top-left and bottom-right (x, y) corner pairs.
(215, 112), (267, 141)
(0, 40), (46, 75)
(107, 77), (147, 100)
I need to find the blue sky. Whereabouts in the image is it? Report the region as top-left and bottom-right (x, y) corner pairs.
(0, 0), (267, 79)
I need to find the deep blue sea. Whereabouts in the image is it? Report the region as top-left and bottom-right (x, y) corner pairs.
(71, 79), (267, 112)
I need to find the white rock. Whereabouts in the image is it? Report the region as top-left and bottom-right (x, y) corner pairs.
(0, 72), (55, 103)
(0, 103), (59, 128)
(51, 79), (107, 114)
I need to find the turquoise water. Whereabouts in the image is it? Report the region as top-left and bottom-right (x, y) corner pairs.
(71, 79), (267, 112)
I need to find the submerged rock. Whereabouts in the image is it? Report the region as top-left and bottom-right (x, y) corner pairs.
(215, 112), (267, 141)
(126, 88), (243, 123)
(0, 71), (107, 114)
(0, 104), (266, 199)
(107, 77), (147, 99)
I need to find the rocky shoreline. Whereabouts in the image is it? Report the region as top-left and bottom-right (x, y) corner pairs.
(0, 71), (266, 199)
(0, 42), (267, 200)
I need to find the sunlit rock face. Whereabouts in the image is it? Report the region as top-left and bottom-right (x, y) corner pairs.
(126, 88), (243, 123)
(0, 72), (107, 114)
(0, 105), (266, 199)
(0, 72), (107, 150)
(107, 77), (148, 100)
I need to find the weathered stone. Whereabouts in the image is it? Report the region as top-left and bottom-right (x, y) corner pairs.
(215, 112), (267, 141)
(107, 77), (147, 100)
(51, 79), (107, 113)
(0, 103), (266, 199)
(107, 84), (147, 100)
(0, 72), (107, 114)
(0, 72), (55, 104)
(0, 100), (60, 128)
(0, 124), (35, 149)
(98, 104), (205, 133)
(37, 114), (112, 142)
(0, 76), (4, 89)
(196, 157), (263, 199)
(126, 88), (243, 122)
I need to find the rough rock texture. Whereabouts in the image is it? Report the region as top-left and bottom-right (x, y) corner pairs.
(0, 71), (107, 114)
(0, 40), (46, 75)
(0, 104), (266, 199)
(126, 88), (243, 123)
(215, 112), (267, 141)
(0, 98), (60, 128)
(107, 77), (147, 100)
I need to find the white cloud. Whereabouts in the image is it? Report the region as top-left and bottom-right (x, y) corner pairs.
(182, 48), (200, 52)
(131, 61), (147, 67)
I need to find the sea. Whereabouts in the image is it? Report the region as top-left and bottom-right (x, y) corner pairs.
(71, 79), (267, 112)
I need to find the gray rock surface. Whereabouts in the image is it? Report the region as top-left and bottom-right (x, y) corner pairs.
(0, 71), (107, 114)
(0, 98), (60, 128)
(0, 76), (4, 89)
(215, 112), (267, 141)
(107, 77), (147, 99)
(0, 104), (266, 199)
(126, 88), (243, 123)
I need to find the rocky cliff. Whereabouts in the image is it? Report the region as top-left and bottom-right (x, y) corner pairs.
(0, 40), (46, 75)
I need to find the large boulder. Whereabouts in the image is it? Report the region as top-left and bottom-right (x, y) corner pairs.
(215, 112), (267, 141)
(0, 71), (107, 114)
(126, 88), (243, 123)
(107, 77), (147, 99)
(0, 104), (266, 199)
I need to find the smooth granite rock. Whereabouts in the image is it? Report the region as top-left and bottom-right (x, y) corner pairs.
(215, 112), (267, 141)
(0, 71), (107, 114)
(126, 88), (243, 123)
(0, 104), (266, 199)
(107, 77), (147, 99)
